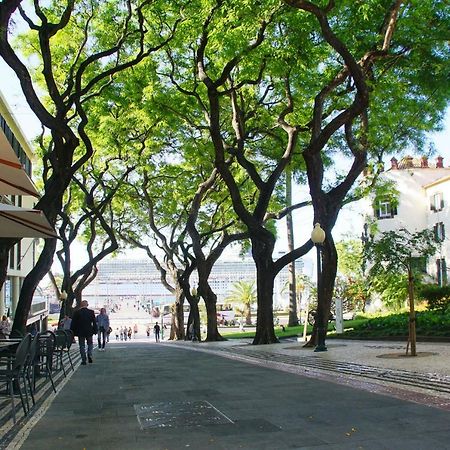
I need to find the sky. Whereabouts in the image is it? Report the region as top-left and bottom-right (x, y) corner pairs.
(1, 58), (449, 274)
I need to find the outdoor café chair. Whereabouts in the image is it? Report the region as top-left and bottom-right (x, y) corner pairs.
(0, 334), (31, 423)
(25, 332), (41, 408)
(63, 330), (75, 371)
(53, 330), (68, 377)
(36, 331), (56, 393)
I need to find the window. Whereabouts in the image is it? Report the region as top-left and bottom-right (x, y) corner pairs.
(434, 222), (445, 242)
(8, 246), (14, 269)
(16, 241), (21, 270)
(375, 199), (397, 219)
(411, 256), (427, 274)
(437, 258), (448, 286)
(430, 192), (444, 212)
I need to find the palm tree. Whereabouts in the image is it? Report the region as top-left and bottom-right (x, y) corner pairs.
(226, 281), (256, 325)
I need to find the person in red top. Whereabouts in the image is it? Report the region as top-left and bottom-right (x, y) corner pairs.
(70, 301), (97, 365)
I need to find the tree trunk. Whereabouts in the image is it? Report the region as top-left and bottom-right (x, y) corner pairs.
(203, 283), (225, 342)
(245, 304), (252, 326)
(407, 267), (417, 356)
(252, 233), (278, 345)
(286, 168), (298, 326)
(169, 287), (185, 340)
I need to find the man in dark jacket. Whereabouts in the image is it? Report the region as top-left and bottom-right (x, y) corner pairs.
(71, 300), (98, 365)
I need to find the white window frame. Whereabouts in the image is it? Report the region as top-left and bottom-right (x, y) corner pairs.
(434, 222), (445, 242)
(430, 192), (444, 212)
(378, 200), (393, 219)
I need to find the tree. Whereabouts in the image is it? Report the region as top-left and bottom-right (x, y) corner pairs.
(118, 167), (191, 341)
(226, 280), (257, 326)
(365, 228), (437, 356)
(185, 167), (249, 341)
(55, 157), (134, 320)
(0, 0), (179, 333)
(283, 0), (449, 349)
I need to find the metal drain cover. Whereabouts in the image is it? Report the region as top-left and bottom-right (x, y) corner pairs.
(134, 400), (233, 429)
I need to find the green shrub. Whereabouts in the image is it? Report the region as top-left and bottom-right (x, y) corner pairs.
(418, 284), (450, 312)
(349, 310), (450, 338)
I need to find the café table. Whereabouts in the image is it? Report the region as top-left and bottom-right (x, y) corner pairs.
(0, 340), (19, 353)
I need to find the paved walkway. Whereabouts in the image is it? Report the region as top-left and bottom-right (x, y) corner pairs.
(4, 337), (450, 449)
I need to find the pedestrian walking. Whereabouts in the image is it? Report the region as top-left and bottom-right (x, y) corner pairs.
(115, 327), (120, 340)
(127, 327), (132, 340)
(70, 300), (98, 365)
(59, 315), (72, 330)
(0, 315), (10, 339)
(133, 323), (138, 338)
(154, 322), (161, 342)
(96, 308), (110, 351)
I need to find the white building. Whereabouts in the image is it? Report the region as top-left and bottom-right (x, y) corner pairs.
(364, 155), (449, 285)
(0, 91), (49, 329)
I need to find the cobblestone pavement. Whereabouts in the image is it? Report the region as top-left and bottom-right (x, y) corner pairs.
(3, 337), (450, 450)
(171, 338), (450, 410)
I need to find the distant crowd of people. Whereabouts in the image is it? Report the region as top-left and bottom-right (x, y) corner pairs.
(114, 324), (138, 341)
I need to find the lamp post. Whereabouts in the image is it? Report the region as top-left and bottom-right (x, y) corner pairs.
(311, 223), (327, 352)
(360, 222), (370, 275)
(190, 287), (198, 341)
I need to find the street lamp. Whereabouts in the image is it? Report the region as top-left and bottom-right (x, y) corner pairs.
(311, 223), (327, 352)
(360, 223), (370, 275)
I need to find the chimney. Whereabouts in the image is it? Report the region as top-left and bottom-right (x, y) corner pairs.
(404, 155), (414, 168)
(390, 157), (398, 170)
(420, 156), (429, 168)
(436, 156), (444, 168)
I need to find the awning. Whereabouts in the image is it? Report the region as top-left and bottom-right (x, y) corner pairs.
(0, 203), (56, 238)
(0, 128), (39, 197)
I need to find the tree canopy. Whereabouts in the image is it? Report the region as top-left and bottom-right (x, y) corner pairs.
(0, 0), (448, 342)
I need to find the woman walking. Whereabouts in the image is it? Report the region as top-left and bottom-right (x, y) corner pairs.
(96, 308), (110, 351)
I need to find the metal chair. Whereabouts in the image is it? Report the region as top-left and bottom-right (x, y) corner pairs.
(0, 334), (32, 423)
(63, 330), (75, 371)
(36, 331), (56, 393)
(53, 330), (67, 377)
(25, 333), (41, 408)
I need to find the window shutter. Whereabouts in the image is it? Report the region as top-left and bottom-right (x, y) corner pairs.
(430, 199), (435, 211)
(443, 224), (446, 240)
(441, 197), (444, 210)
(434, 224), (438, 241)
(391, 204), (398, 217)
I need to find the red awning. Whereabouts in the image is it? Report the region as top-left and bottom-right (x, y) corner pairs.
(0, 203), (56, 238)
(0, 128), (39, 197)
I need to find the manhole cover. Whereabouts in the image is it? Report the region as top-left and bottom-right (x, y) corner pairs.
(134, 400), (233, 430)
